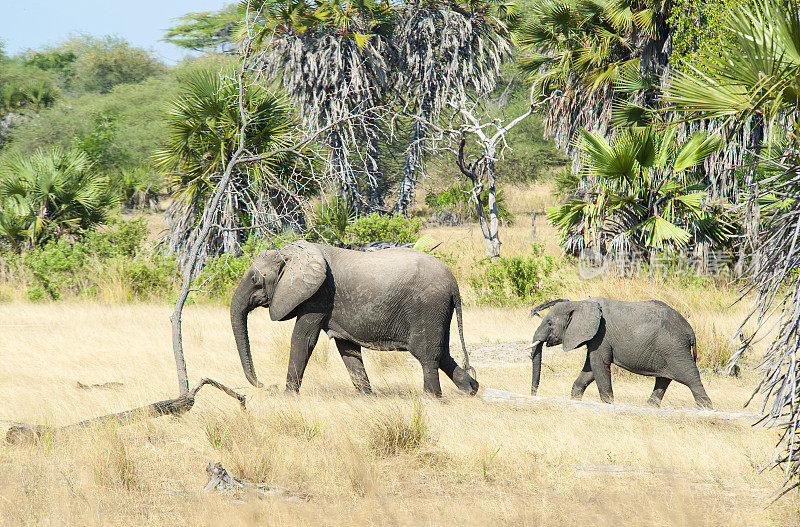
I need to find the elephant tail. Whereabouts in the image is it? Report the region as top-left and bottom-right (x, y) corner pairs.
(453, 289), (473, 378)
(691, 338), (698, 361)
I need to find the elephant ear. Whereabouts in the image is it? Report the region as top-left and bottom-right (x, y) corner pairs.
(269, 242), (327, 321)
(562, 301), (602, 351)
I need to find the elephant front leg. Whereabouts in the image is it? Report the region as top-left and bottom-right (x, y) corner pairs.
(285, 315), (323, 393)
(571, 352), (595, 400)
(589, 347), (614, 404)
(335, 338), (372, 394)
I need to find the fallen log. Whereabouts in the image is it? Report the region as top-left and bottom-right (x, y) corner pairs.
(5, 378), (246, 444)
(479, 388), (759, 423)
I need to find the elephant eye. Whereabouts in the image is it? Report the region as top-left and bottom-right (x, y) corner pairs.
(252, 272), (260, 284)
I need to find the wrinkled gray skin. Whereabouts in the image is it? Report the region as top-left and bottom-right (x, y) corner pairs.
(231, 241), (478, 397)
(529, 298), (712, 409)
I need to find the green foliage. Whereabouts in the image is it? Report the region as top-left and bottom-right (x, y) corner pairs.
(0, 61), (59, 113)
(668, 0), (743, 71)
(547, 126), (737, 255)
(552, 167), (580, 198)
(308, 197), (355, 243)
(489, 77), (567, 181)
(0, 147), (118, 249)
(664, 0), (800, 140)
(0, 76), (178, 172)
(515, 0), (665, 92)
(425, 181), (513, 225)
(63, 36), (166, 93)
(24, 50), (78, 81)
(163, 4), (241, 52)
(71, 110), (119, 170)
(17, 218), (176, 301)
(345, 214), (421, 244)
(154, 65), (304, 206)
(469, 244), (558, 306)
(110, 167), (163, 211)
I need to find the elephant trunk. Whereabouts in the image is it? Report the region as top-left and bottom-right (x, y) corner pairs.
(530, 340), (543, 396)
(231, 274), (263, 388)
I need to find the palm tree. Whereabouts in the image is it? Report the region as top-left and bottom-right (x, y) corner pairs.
(241, 0), (396, 211)
(664, 0), (800, 496)
(0, 147), (117, 249)
(392, 0), (514, 215)
(515, 0), (672, 158)
(547, 126), (735, 266)
(154, 67), (307, 268)
(663, 0), (799, 136)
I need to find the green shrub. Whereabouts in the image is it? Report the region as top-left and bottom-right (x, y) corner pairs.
(117, 255), (176, 299)
(425, 181), (513, 225)
(18, 218), (177, 301)
(345, 213), (421, 244)
(110, 167), (163, 211)
(469, 244), (559, 306)
(24, 238), (94, 300)
(66, 35), (166, 94)
(84, 218), (150, 258)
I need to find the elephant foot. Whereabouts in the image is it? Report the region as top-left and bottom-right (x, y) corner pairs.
(646, 397), (662, 408)
(355, 385), (373, 396)
(283, 386), (300, 396)
(695, 399), (713, 410)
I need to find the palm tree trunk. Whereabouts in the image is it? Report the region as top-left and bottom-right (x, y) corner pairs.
(396, 121), (424, 216)
(329, 131), (359, 210)
(364, 124), (384, 210)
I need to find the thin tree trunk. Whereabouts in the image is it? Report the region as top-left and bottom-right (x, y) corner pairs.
(170, 115), (249, 393)
(485, 158), (501, 257)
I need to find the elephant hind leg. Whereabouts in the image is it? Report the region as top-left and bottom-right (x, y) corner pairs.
(335, 338), (372, 394)
(438, 353), (478, 395)
(688, 381), (713, 410)
(673, 368), (713, 409)
(647, 377), (672, 407)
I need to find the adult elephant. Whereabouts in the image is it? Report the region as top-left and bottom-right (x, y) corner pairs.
(230, 241), (478, 397)
(528, 298), (712, 409)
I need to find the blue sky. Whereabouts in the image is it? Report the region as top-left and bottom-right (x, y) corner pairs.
(2, 0), (232, 64)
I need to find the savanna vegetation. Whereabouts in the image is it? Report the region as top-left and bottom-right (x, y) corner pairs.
(2, 0), (800, 523)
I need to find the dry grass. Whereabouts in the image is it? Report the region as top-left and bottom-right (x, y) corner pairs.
(0, 301), (798, 526)
(0, 181), (795, 525)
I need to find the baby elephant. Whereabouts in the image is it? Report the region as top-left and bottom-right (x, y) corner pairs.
(528, 298), (712, 409)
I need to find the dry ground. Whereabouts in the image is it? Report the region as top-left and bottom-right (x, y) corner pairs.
(1, 182), (798, 525)
(0, 302), (798, 526)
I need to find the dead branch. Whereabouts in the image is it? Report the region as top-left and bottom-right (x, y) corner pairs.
(204, 461), (308, 502)
(5, 378), (246, 445)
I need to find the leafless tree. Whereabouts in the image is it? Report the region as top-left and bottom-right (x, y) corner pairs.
(416, 85), (553, 257)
